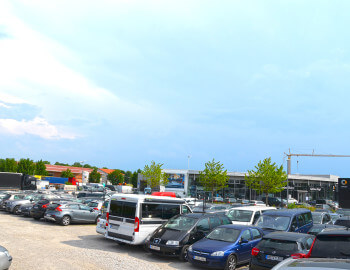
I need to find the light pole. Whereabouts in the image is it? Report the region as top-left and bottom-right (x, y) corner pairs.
(187, 155), (191, 170)
(80, 160), (85, 190)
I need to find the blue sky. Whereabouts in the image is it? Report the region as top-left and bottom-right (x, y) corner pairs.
(1, 0), (350, 175)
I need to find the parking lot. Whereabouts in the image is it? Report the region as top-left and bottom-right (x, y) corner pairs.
(0, 212), (248, 270)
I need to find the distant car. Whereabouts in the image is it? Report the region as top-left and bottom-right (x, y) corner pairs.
(87, 200), (104, 211)
(334, 216), (350, 228)
(225, 197), (237, 203)
(261, 197), (285, 207)
(336, 209), (350, 217)
(213, 196), (224, 202)
(249, 200), (266, 207)
(188, 225), (264, 269)
(0, 245), (12, 270)
(44, 203), (100, 226)
(226, 206), (275, 226)
(311, 212), (332, 225)
(18, 202), (34, 216)
(192, 204), (231, 213)
(307, 224), (346, 236)
(249, 232), (315, 270)
(271, 258), (350, 270)
(307, 228), (350, 259)
(0, 193), (26, 210)
(30, 199), (69, 220)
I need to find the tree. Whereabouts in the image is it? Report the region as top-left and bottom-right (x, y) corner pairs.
(124, 171), (133, 184)
(141, 161), (168, 191)
(35, 160), (48, 176)
(107, 170), (124, 185)
(245, 157), (288, 205)
(55, 161), (69, 166)
(83, 164), (93, 168)
(72, 162), (83, 167)
(42, 161), (51, 164)
(0, 158), (18, 172)
(89, 168), (101, 183)
(17, 158), (35, 175)
(131, 171), (138, 188)
(61, 169), (74, 178)
(198, 159), (229, 202)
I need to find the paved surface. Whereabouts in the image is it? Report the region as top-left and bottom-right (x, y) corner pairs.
(0, 212), (248, 270)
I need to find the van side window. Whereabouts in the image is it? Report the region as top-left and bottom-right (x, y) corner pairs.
(298, 214), (306, 227)
(196, 218), (210, 232)
(142, 204), (162, 219)
(110, 200), (123, 216)
(303, 212), (312, 224)
(162, 204), (180, 219)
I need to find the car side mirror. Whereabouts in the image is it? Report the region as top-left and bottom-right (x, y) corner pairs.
(290, 225), (296, 232)
(240, 238), (249, 244)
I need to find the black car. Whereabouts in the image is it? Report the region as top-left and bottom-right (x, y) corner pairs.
(261, 197), (285, 207)
(308, 228), (350, 258)
(334, 216), (350, 228)
(30, 199), (70, 220)
(145, 213), (232, 261)
(307, 224), (346, 236)
(249, 232), (315, 270)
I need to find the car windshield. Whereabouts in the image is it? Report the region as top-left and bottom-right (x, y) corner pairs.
(310, 235), (350, 258)
(227, 209), (253, 222)
(256, 215), (291, 231)
(312, 213), (322, 224)
(88, 202), (99, 207)
(164, 216), (196, 231)
(206, 227), (240, 242)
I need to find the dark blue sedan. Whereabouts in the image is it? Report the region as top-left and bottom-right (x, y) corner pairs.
(188, 225), (264, 270)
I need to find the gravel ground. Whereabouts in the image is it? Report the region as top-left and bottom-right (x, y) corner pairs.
(0, 212), (248, 270)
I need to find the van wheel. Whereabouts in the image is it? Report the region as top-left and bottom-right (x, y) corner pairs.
(225, 254), (237, 270)
(180, 245), (189, 261)
(60, 215), (71, 226)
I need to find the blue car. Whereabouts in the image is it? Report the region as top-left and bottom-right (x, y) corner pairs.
(188, 225), (264, 270)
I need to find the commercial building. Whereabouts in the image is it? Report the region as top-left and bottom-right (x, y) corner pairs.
(138, 169), (338, 202)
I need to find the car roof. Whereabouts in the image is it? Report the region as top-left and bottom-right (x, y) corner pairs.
(263, 209), (310, 216)
(277, 258), (350, 270)
(318, 228), (350, 236)
(228, 206), (275, 211)
(110, 193), (185, 203)
(263, 231), (312, 241)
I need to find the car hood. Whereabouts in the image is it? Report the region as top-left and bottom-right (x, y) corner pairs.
(152, 228), (188, 242)
(192, 238), (237, 253)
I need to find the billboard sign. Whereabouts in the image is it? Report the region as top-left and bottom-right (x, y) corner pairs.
(165, 174), (185, 189)
(338, 178), (350, 209)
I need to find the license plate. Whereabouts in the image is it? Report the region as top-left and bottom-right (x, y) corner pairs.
(150, 245), (160, 251)
(194, 256), (206, 261)
(110, 224), (119, 229)
(266, 255), (283, 261)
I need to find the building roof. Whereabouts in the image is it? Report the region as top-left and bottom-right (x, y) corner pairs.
(98, 168), (115, 175)
(45, 164), (93, 174)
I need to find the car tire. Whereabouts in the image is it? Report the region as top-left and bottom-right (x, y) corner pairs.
(225, 254), (237, 270)
(179, 245), (190, 261)
(13, 206), (19, 215)
(60, 215), (71, 226)
(33, 217), (40, 220)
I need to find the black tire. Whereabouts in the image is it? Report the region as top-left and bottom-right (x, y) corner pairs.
(225, 254), (237, 270)
(33, 217), (40, 220)
(13, 206), (19, 215)
(60, 215), (71, 226)
(179, 245), (190, 261)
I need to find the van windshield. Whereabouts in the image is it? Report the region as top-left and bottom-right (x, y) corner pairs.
(164, 216), (196, 231)
(227, 210), (253, 222)
(256, 215), (290, 231)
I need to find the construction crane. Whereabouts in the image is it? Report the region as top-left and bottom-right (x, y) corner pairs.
(283, 149), (350, 205)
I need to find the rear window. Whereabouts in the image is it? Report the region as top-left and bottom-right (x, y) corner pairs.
(258, 239), (298, 252)
(88, 202), (99, 207)
(142, 203), (180, 220)
(109, 200), (136, 219)
(311, 235), (350, 258)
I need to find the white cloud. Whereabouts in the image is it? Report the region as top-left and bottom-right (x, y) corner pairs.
(0, 117), (76, 139)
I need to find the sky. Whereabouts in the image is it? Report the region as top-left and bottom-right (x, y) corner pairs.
(1, 0), (350, 175)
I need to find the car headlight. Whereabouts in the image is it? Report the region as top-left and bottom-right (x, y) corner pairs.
(188, 245), (193, 252)
(4, 251), (10, 258)
(166, 240), (179, 245)
(211, 251), (225, 256)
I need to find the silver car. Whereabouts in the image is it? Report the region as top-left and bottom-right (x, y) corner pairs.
(0, 246), (12, 270)
(272, 258), (350, 270)
(44, 203), (100, 226)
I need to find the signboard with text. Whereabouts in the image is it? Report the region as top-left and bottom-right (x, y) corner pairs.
(338, 178), (350, 209)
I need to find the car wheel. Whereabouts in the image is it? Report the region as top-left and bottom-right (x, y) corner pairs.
(33, 217), (40, 220)
(60, 215), (71, 226)
(13, 206), (19, 215)
(180, 245), (190, 261)
(225, 254), (237, 270)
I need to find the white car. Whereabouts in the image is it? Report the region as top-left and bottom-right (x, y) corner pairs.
(249, 200), (266, 206)
(96, 217), (107, 235)
(226, 206), (276, 225)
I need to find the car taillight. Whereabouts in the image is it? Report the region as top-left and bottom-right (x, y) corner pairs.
(97, 218), (100, 223)
(106, 212), (109, 222)
(55, 205), (62, 212)
(93, 208), (99, 210)
(134, 216), (139, 232)
(42, 204), (49, 209)
(251, 247), (260, 256)
(291, 253), (306, 259)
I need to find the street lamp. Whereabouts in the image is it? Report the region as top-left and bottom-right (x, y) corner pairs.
(80, 160), (85, 187)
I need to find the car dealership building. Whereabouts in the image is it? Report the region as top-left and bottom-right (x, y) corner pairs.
(138, 169), (339, 202)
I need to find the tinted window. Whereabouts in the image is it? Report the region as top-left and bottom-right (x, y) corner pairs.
(123, 202), (136, 219)
(196, 218), (210, 232)
(241, 230), (252, 241)
(110, 200), (123, 216)
(298, 214), (306, 226)
(209, 217), (221, 229)
(251, 228), (262, 239)
(335, 220), (350, 228)
(304, 212), (312, 224)
(220, 216), (232, 225)
(258, 239), (298, 252)
(142, 204), (163, 219)
(310, 236), (350, 258)
(164, 216), (196, 231)
(162, 205), (180, 219)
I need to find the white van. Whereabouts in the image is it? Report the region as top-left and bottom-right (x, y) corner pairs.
(105, 194), (192, 245)
(226, 206), (276, 225)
